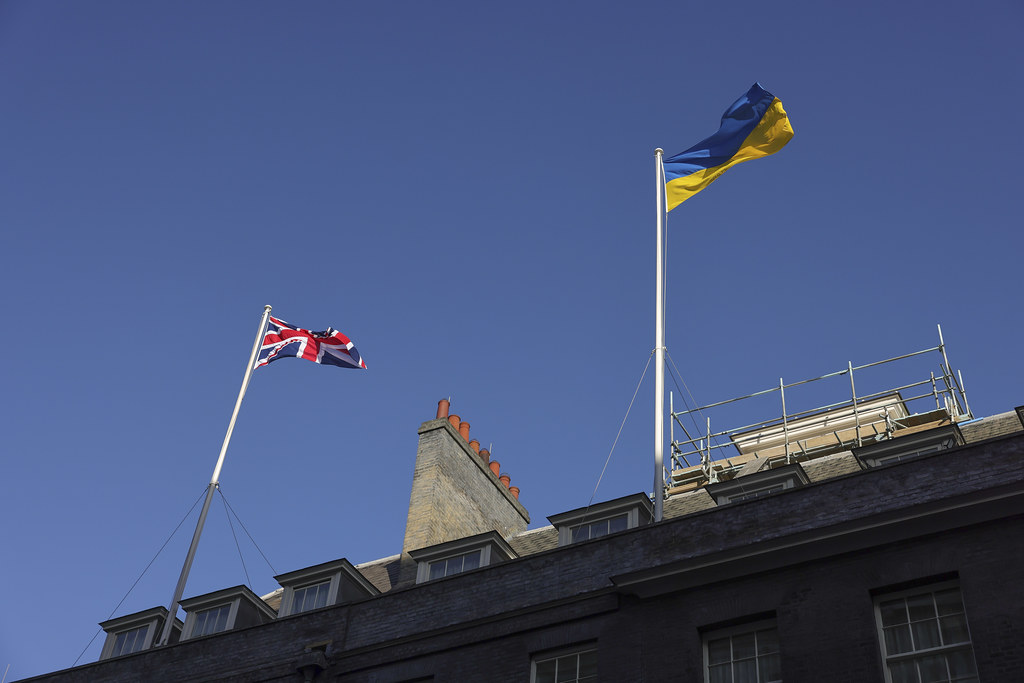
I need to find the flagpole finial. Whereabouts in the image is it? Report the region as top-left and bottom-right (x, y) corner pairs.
(263, 304), (272, 313)
(655, 148), (664, 156)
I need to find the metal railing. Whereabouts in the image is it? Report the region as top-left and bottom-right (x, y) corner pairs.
(667, 326), (971, 488)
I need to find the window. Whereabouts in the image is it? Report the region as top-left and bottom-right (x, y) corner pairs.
(548, 493), (653, 546)
(532, 647), (597, 683)
(570, 513), (628, 543)
(99, 606), (179, 659)
(408, 530), (516, 584)
(705, 464), (809, 506)
(855, 424), (964, 469)
(291, 580), (331, 614)
(110, 625), (149, 657)
(703, 622), (781, 683)
(427, 549), (481, 580)
(191, 604), (231, 637)
(874, 582), (978, 683)
(274, 557), (380, 617)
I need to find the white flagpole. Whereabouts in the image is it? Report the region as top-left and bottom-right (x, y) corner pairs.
(157, 304), (273, 646)
(654, 149), (666, 522)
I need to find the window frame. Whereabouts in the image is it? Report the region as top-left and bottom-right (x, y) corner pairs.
(548, 492), (653, 547)
(98, 606), (179, 660)
(530, 644), (598, 683)
(872, 580), (979, 683)
(854, 424), (964, 469)
(187, 601), (237, 639)
(408, 530), (517, 584)
(701, 618), (782, 683)
(705, 464), (809, 506)
(275, 557), (380, 617)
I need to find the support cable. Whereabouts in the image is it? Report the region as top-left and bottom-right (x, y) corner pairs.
(218, 487), (253, 590)
(586, 351), (655, 515)
(218, 489), (278, 576)
(665, 350), (718, 443)
(72, 487), (208, 666)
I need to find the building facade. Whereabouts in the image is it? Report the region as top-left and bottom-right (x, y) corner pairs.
(21, 396), (1024, 683)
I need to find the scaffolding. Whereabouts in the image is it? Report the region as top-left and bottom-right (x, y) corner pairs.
(667, 326), (972, 493)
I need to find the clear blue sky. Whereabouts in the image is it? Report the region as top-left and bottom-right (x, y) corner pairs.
(2, 1), (1021, 678)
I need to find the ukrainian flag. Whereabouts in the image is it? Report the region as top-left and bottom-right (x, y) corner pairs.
(663, 83), (793, 211)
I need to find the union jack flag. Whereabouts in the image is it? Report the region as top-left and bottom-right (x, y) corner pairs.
(255, 316), (366, 370)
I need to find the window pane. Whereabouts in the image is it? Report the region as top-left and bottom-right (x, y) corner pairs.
(316, 582), (330, 608)
(555, 653), (578, 682)
(462, 550), (480, 571)
(757, 629), (779, 655)
(571, 526), (588, 543)
(907, 594), (937, 622)
(888, 659), (919, 683)
(939, 614), (969, 645)
(708, 637), (732, 665)
(934, 589), (964, 616)
(608, 514), (628, 533)
(918, 654), (948, 683)
(213, 606), (230, 633)
(732, 633), (756, 660)
(534, 659), (556, 683)
(428, 560), (446, 580)
(759, 653), (781, 682)
(590, 521), (609, 539)
(881, 599), (909, 627)
(885, 625), (914, 654)
(708, 663), (731, 683)
(912, 620), (941, 650)
(578, 650), (597, 678)
(112, 631), (129, 656)
(733, 658), (757, 683)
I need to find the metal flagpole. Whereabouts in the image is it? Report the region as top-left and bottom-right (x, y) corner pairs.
(654, 149), (666, 523)
(157, 304), (273, 646)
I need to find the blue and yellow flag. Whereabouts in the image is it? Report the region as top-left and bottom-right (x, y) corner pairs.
(663, 83), (793, 211)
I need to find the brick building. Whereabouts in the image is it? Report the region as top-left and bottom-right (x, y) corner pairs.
(20, 366), (1024, 682)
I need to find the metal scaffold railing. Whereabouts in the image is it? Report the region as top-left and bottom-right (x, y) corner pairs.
(667, 326), (971, 491)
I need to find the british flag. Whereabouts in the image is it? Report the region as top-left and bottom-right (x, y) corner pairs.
(255, 316), (366, 370)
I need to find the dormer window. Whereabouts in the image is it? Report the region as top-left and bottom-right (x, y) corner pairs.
(854, 424), (964, 469)
(191, 604), (232, 637)
(428, 549), (481, 580)
(275, 558), (380, 617)
(98, 606), (180, 660)
(548, 493), (653, 547)
(570, 513), (629, 543)
(291, 580), (331, 613)
(408, 531), (516, 584)
(180, 586), (277, 640)
(705, 463), (810, 505)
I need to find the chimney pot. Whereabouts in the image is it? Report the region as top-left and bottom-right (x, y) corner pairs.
(489, 460), (501, 477)
(469, 439), (480, 453)
(509, 485), (520, 500)
(436, 399), (450, 419)
(459, 421), (471, 441)
(499, 473), (511, 488)
(479, 448), (490, 463)
(448, 414), (461, 431)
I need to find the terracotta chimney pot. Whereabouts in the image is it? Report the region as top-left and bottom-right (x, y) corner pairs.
(479, 448), (490, 463)
(436, 399), (450, 419)
(499, 473), (511, 488)
(459, 421), (471, 441)
(489, 461), (501, 477)
(469, 439), (480, 453)
(448, 414), (461, 431)
(509, 486), (520, 500)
